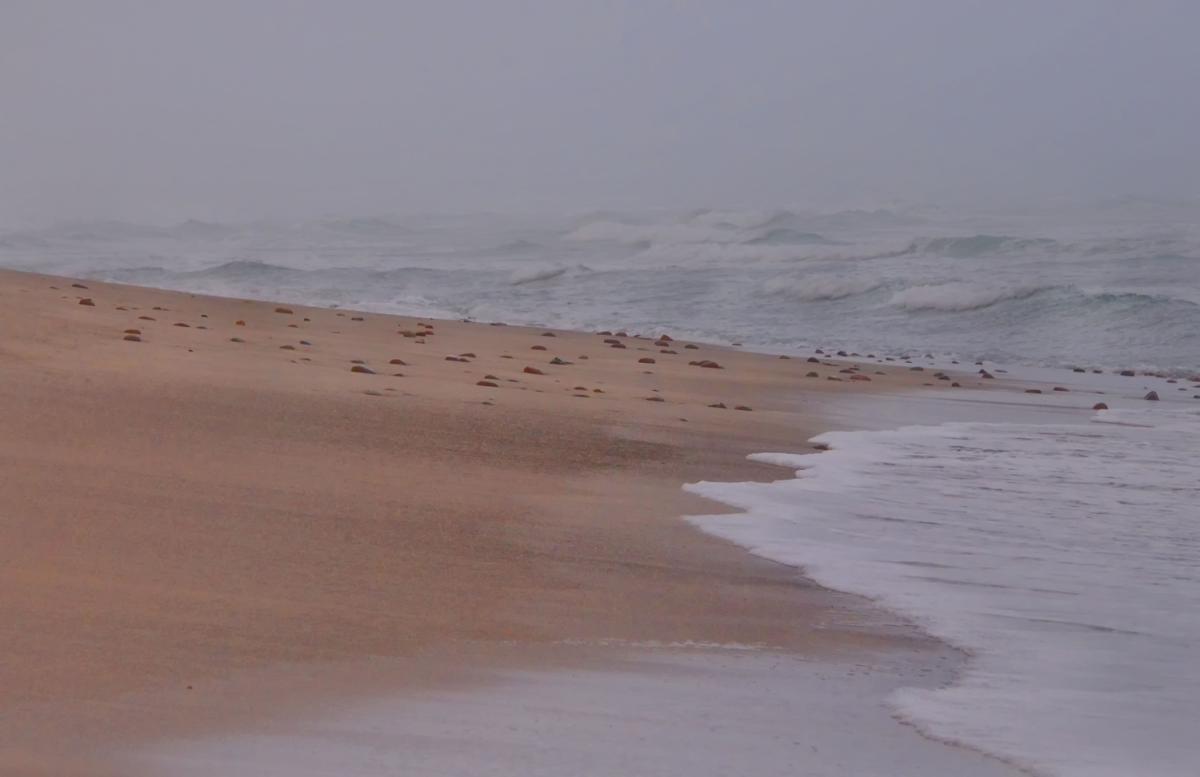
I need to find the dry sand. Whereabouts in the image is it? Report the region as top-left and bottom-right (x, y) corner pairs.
(0, 269), (979, 775)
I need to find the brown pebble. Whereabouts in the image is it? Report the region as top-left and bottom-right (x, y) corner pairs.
(734, 405), (753, 411)
(78, 298), (95, 306)
(806, 371), (820, 378)
(645, 396), (665, 402)
(1144, 391), (1159, 401)
(523, 366), (545, 375)
(708, 402), (727, 409)
(541, 332), (556, 337)
(173, 322), (190, 327)
(138, 315), (155, 321)
(531, 345), (548, 350)
(123, 329), (141, 335)
(122, 334), (141, 342)
(1093, 402), (1109, 410)
(684, 344), (699, 350)
(389, 358), (407, 365)
(274, 307), (293, 314)
(280, 345), (295, 350)
(72, 283), (88, 289)
(850, 374), (872, 381)
(350, 365), (376, 374)
(476, 380), (499, 388)
(235, 320), (246, 326)
(1025, 389), (1042, 394)
(230, 337), (244, 343)
(1053, 387), (1070, 392)
(638, 357), (656, 364)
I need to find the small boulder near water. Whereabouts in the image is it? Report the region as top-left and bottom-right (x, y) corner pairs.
(275, 307), (293, 314)
(1144, 391), (1159, 401)
(1093, 402), (1109, 410)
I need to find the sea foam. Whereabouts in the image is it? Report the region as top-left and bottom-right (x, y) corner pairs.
(686, 406), (1200, 777)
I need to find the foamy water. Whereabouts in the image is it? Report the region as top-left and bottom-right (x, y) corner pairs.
(2, 204), (1197, 374)
(687, 403), (1200, 777)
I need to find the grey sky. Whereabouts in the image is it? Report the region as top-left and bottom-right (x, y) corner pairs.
(2, 0), (1197, 223)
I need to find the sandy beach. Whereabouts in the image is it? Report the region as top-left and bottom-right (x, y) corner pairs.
(1, 268), (1012, 775)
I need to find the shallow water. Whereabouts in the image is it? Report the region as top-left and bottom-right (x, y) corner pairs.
(687, 401), (1200, 777)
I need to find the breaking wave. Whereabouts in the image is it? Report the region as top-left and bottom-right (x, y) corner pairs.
(890, 282), (1049, 312)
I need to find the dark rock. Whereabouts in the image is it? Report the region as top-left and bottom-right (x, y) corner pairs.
(78, 298), (95, 306)
(1144, 391), (1159, 401)
(1093, 402), (1109, 410)
(523, 366), (545, 375)
(350, 365), (376, 374)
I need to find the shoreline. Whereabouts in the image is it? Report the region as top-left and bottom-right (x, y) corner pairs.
(2, 268), (1017, 775)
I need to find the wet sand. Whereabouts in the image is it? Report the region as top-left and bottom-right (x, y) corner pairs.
(0, 269), (1005, 775)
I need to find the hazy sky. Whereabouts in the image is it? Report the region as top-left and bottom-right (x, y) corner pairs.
(2, 0), (1197, 223)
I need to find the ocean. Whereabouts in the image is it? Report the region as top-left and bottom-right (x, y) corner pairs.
(4, 205), (1198, 776)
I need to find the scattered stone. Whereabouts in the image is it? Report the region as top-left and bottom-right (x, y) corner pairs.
(299, 340), (311, 346)
(389, 358), (407, 365)
(138, 315), (155, 321)
(951, 382), (961, 387)
(235, 320), (246, 326)
(72, 283), (88, 289)
(78, 298), (95, 306)
(123, 329), (141, 334)
(734, 405), (752, 411)
(1144, 391), (1159, 401)
(909, 366), (924, 371)
(708, 402), (727, 409)
(350, 365), (376, 374)
(351, 316), (364, 321)
(280, 345), (295, 350)
(445, 356), (468, 362)
(689, 360), (722, 369)
(610, 343), (627, 349)
(1053, 387), (1069, 392)
(658, 334), (673, 341)
(1072, 367), (1085, 373)
(603, 338), (620, 345)
(645, 396), (665, 402)
(363, 390), (383, 396)
(778, 355), (791, 360)
(684, 344), (699, 350)
(523, 366), (545, 375)
(549, 357), (572, 365)
(850, 374), (872, 381)
(531, 345), (548, 351)
(541, 332), (556, 337)
(980, 371), (995, 379)
(1119, 370), (1135, 377)
(660, 349), (677, 355)
(122, 334), (141, 342)
(806, 371), (819, 378)
(173, 322), (190, 327)
(807, 357), (820, 363)
(274, 307), (293, 314)
(460, 352), (477, 358)
(1093, 402), (1109, 410)
(638, 357), (656, 364)
(476, 380), (499, 388)
(1025, 389), (1042, 394)
(230, 337), (244, 343)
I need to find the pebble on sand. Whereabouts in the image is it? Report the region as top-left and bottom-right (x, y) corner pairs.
(1144, 391), (1159, 401)
(708, 402), (727, 409)
(123, 335), (141, 342)
(350, 365), (376, 374)
(274, 307), (294, 314)
(389, 358), (407, 365)
(645, 396), (665, 402)
(476, 380), (499, 388)
(684, 344), (699, 350)
(78, 298), (95, 306)
(531, 345), (548, 350)
(734, 405), (753, 411)
(1093, 403), (1109, 410)
(523, 366), (545, 375)
(230, 337), (244, 343)
(638, 357), (656, 364)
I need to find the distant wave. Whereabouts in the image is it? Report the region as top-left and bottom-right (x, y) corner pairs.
(760, 274), (884, 301)
(509, 264), (569, 284)
(901, 234), (1060, 259)
(743, 228), (832, 246)
(890, 282), (1048, 311)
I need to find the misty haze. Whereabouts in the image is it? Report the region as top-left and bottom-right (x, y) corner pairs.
(1, 3), (1197, 777)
